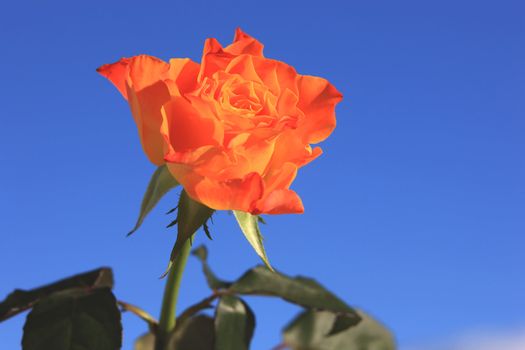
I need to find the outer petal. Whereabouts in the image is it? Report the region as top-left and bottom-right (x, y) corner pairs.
(266, 130), (323, 172)
(164, 58), (200, 95)
(127, 55), (170, 90)
(253, 162), (304, 215)
(297, 75), (343, 144)
(218, 137), (276, 181)
(254, 189), (304, 214)
(263, 161), (298, 192)
(126, 81), (171, 165)
(98, 55), (191, 165)
(97, 57), (131, 98)
(167, 164), (265, 212)
(224, 28), (264, 56)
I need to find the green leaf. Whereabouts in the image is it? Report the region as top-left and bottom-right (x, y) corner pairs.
(22, 288), (122, 350)
(191, 245), (231, 290)
(233, 211), (273, 270)
(118, 301), (157, 332)
(283, 309), (396, 350)
(129, 165), (179, 236)
(134, 333), (154, 350)
(229, 267), (360, 333)
(168, 315), (215, 350)
(0, 267), (113, 322)
(165, 191), (214, 275)
(214, 295), (255, 350)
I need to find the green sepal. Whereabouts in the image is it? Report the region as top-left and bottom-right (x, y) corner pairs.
(233, 211), (273, 271)
(163, 191), (214, 276)
(129, 165), (179, 236)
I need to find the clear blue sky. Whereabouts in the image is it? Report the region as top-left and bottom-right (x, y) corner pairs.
(1, 0), (524, 349)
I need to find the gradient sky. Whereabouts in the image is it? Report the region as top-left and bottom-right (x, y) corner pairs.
(1, 0), (524, 349)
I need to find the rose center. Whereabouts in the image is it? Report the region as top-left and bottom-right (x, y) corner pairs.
(220, 79), (264, 115)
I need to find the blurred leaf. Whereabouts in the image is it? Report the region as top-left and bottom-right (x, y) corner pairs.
(165, 191), (214, 275)
(134, 333), (154, 350)
(191, 245), (231, 290)
(0, 267), (113, 322)
(283, 309), (396, 350)
(168, 315), (215, 350)
(129, 165), (179, 235)
(229, 267), (360, 333)
(233, 211), (273, 270)
(215, 295), (255, 350)
(118, 301), (157, 332)
(22, 288), (122, 350)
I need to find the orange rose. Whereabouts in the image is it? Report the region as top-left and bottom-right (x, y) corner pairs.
(98, 29), (342, 215)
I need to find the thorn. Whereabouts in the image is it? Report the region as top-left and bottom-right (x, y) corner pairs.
(203, 222), (213, 240)
(166, 205), (178, 215)
(166, 219), (178, 228)
(159, 260), (173, 279)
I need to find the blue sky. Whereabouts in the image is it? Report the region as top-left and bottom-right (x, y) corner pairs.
(1, 0), (524, 349)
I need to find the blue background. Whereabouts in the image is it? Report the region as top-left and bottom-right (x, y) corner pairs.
(1, 0), (524, 349)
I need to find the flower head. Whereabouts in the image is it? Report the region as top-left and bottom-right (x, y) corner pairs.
(98, 29), (342, 214)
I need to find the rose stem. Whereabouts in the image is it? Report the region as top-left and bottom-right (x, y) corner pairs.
(155, 238), (192, 350)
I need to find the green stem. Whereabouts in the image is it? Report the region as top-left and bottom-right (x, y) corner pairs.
(155, 239), (192, 350)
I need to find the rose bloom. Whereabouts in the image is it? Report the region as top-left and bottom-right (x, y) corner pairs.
(98, 29), (342, 215)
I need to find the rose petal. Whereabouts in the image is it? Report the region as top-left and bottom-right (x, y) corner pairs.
(267, 130), (323, 171)
(263, 162), (298, 192)
(164, 58), (200, 96)
(167, 165), (265, 212)
(126, 81), (171, 165)
(97, 55), (170, 99)
(127, 55), (170, 91)
(250, 57), (299, 97)
(97, 57), (131, 98)
(218, 138), (276, 180)
(161, 97), (223, 154)
(224, 28), (264, 56)
(225, 55), (263, 84)
(98, 55), (195, 165)
(198, 38), (234, 82)
(254, 189), (304, 215)
(297, 75), (342, 144)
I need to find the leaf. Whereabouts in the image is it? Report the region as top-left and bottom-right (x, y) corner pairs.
(0, 267), (113, 322)
(233, 211), (273, 270)
(134, 333), (154, 350)
(165, 191), (214, 274)
(191, 245), (231, 290)
(118, 301), (157, 332)
(214, 295), (255, 350)
(129, 165), (179, 236)
(22, 288), (122, 350)
(229, 267), (360, 333)
(283, 309), (396, 350)
(168, 315), (215, 350)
